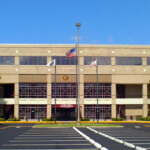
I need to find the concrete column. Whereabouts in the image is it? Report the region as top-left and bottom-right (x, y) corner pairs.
(47, 74), (52, 118)
(47, 104), (51, 118)
(111, 57), (116, 66)
(79, 74), (84, 118)
(15, 56), (19, 65)
(142, 57), (147, 66)
(143, 83), (148, 117)
(80, 104), (84, 119)
(14, 83), (19, 118)
(111, 83), (116, 118)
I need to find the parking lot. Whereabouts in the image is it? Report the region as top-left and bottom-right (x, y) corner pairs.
(0, 126), (97, 149)
(90, 123), (150, 149)
(0, 123), (150, 149)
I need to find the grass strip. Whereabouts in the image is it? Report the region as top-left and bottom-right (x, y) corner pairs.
(34, 123), (123, 128)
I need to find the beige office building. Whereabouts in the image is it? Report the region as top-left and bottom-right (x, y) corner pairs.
(0, 44), (150, 120)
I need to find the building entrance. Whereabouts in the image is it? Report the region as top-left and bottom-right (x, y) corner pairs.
(52, 108), (76, 121)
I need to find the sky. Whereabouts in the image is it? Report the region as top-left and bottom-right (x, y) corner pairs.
(0, 0), (150, 45)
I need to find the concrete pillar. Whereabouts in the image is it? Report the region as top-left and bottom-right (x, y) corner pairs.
(142, 57), (147, 66)
(143, 83), (148, 117)
(14, 83), (19, 118)
(47, 74), (52, 118)
(111, 83), (116, 118)
(111, 56), (116, 66)
(79, 74), (84, 118)
(47, 104), (51, 118)
(15, 56), (19, 65)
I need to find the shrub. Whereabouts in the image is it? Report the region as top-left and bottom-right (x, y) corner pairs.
(136, 117), (150, 121)
(42, 118), (51, 121)
(51, 118), (55, 121)
(0, 118), (5, 121)
(15, 118), (20, 121)
(7, 118), (20, 121)
(42, 118), (55, 121)
(111, 118), (124, 121)
(7, 118), (16, 121)
(81, 118), (90, 121)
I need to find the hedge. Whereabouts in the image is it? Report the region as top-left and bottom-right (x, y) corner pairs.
(0, 118), (5, 121)
(111, 118), (124, 121)
(42, 118), (55, 121)
(136, 117), (150, 121)
(80, 118), (90, 121)
(7, 118), (20, 121)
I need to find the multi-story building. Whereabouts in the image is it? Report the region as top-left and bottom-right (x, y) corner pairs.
(0, 44), (150, 120)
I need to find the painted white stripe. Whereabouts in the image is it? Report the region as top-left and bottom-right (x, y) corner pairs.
(19, 135), (80, 137)
(132, 143), (150, 145)
(3, 144), (92, 146)
(136, 146), (147, 150)
(23, 133), (78, 134)
(15, 137), (84, 139)
(10, 140), (87, 142)
(116, 137), (150, 139)
(124, 142), (135, 148)
(125, 139), (150, 141)
(135, 126), (141, 128)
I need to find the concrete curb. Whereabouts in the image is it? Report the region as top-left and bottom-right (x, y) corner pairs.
(0, 121), (150, 124)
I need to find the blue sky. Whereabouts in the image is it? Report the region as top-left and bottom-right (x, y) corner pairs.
(0, 0), (150, 45)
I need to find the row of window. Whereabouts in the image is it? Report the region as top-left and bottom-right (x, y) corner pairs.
(19, 83), (111, 98)
(1, 56), (150, 66)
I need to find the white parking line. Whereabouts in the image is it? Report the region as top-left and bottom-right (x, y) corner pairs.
(19, 135), (80, 136)
(10, 140), (87, 142)
(124, 139), (150, 141)
(115, 137), (150, 139)
(15, 137), (84, 139)
(3, 144), (92, 146)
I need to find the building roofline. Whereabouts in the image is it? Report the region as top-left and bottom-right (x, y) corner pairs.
(0, 44), (150, 48)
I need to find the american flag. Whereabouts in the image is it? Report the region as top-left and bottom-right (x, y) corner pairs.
(66, 48), (76, 58)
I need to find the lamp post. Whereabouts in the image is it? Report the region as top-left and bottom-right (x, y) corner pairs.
(75, 23), (81, 125)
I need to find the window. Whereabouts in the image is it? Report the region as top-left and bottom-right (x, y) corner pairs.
(0, 56), (14, 65)
(19, 83), (47, 98)
(84, 57), (111, 65)
(147, 57), (150, 65)
(52, 83), (77, 98)
(52, 56), (77, 65)
(84, 83), (111, 98)
(19, 56), (47, 65)
(84, 105), (111, 119)
(116, 57), (142, 65)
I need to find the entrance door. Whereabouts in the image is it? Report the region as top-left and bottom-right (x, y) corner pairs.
(54, 108), (75, 121)
(31, 108), (35, 119)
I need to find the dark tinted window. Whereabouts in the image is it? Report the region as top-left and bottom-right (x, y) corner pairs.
(19, 56), (47, 65)
(0, 56), (14, 65)
(52, 56), (77, 65)
(147, 57), (150, 65)
(116, 57), (142, 65)
(84, 57), (111, 65)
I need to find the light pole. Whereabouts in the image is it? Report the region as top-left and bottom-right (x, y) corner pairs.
(75, 23), (81, 125)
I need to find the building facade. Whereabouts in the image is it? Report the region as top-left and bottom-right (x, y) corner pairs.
(0, 44), (150, 120)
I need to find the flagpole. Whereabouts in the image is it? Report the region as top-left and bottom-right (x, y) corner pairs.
(76, 44), (78, 123)
(76, 23), (81, 125)
(96, 60), (99, 123)
(55, 58), (56, 124)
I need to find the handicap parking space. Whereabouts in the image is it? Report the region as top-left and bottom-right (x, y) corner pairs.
(92, 126), (150, 149)
(0, 127), (97, 149)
